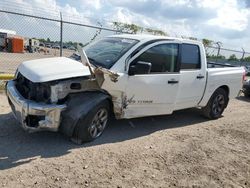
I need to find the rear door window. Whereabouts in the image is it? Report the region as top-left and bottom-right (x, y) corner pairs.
(181, 44), (201, 69)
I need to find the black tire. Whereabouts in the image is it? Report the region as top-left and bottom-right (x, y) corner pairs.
(244, 92), (250, 98)
(202, 88), (228, 119)
(71, 100), (110, 144)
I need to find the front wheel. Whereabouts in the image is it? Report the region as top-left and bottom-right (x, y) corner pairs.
(71, 100), (110, 144)
(202, 88), (228, 119)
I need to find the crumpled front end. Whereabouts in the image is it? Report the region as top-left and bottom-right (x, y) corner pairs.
(6, 80), (66, 132)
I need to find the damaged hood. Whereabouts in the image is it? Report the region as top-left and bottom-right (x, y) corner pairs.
(18, 57), (91, 83)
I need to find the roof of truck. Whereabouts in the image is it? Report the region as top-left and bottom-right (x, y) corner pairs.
(108, 34), (202, 45)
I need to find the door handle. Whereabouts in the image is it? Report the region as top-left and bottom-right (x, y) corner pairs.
(168, 80), (179, 84)
(196, 75), (204, 79)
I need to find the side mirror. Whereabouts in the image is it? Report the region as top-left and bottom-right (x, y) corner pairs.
(128, 61), (152, 75)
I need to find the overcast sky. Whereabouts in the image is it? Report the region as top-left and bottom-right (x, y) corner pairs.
(1, 0), (250, 54)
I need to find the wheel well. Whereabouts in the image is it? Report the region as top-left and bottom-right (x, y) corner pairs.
(106, 95), (114, 116)
(83, 90), (114, 116)
(218, 85), (230, 107)
(218, 85), (229, 98)
(98, 89), (114, 116)
(78, 90), (115, 117)
(60, 91), (114, 137)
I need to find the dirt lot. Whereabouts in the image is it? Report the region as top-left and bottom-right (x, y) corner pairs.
(0, 93), (250, 188)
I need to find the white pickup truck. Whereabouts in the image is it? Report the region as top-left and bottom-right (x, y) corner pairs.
(6, 34), (245, 143)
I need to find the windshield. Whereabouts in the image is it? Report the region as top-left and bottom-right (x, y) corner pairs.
(84, 37), (139, 69)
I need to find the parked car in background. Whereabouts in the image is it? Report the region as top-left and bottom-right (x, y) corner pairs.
(52, 45), (60, 49)
(39, 43), (45, 47)
(68, 46), (76, 51)
(45, 44), (51, 48)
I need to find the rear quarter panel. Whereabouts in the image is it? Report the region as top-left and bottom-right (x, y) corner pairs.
(199, 67), (244, 107)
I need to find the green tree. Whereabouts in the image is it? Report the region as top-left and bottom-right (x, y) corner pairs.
(113, 22), (142, 34)
(202, 38), (213, 50)
(217, 55), (226, 60)
(228, 54), (238, 61)
(207, 54), (225, 61)
(202, 38), (214, 57)
(244, 56), (250, 62)
(112, 22), (167, 36)
(145, 28), (167, 36)
(189, 37), (198, 40)
(202, 38), (213, 47)
(38, 38), (46, 43)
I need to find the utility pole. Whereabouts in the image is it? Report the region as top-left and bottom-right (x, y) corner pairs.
(60, 12), (63, 57)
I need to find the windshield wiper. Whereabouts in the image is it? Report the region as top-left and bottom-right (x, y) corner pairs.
(88, 57), (106, 69)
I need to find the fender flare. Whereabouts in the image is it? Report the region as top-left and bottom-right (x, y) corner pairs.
(59, 91), (111, 137)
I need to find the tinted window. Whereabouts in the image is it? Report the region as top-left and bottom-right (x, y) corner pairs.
(134, 44), (178, 73)
(181, 44), (200, 69)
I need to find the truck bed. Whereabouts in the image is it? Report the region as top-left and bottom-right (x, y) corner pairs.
(199, 64), (244, 106)
(207, 61), (239, 68)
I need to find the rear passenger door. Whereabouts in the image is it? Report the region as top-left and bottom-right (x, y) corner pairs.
(124, 42), (181, 118)
(175, 43), (207, 110)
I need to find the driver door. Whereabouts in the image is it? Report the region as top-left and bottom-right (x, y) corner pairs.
(124, 41), (181, 118)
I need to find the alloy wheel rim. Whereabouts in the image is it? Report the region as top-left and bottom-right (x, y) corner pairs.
(212, 94), (225, 115)
(88, 108), (108, 138)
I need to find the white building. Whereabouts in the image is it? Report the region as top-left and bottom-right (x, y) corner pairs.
(0, 29), (17, 48)
(0, 29), (17, 35)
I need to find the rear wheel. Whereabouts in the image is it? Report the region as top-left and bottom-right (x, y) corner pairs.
(244, 92), (250, 98)
(71, 100), (110, 144)
(202, 88), (228, 119)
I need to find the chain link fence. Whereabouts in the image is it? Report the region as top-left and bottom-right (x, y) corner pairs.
(0, 8), (125, 88)
(0, 9), (124, 74)
(206, 45), (250, 67)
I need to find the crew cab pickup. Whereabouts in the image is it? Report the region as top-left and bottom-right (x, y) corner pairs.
(6, 34), (245, 143)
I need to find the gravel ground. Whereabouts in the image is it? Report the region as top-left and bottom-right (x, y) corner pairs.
(0, 93), (250, 188)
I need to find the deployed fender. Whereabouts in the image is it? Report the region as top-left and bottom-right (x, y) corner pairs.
(59, 91), (112, 137)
